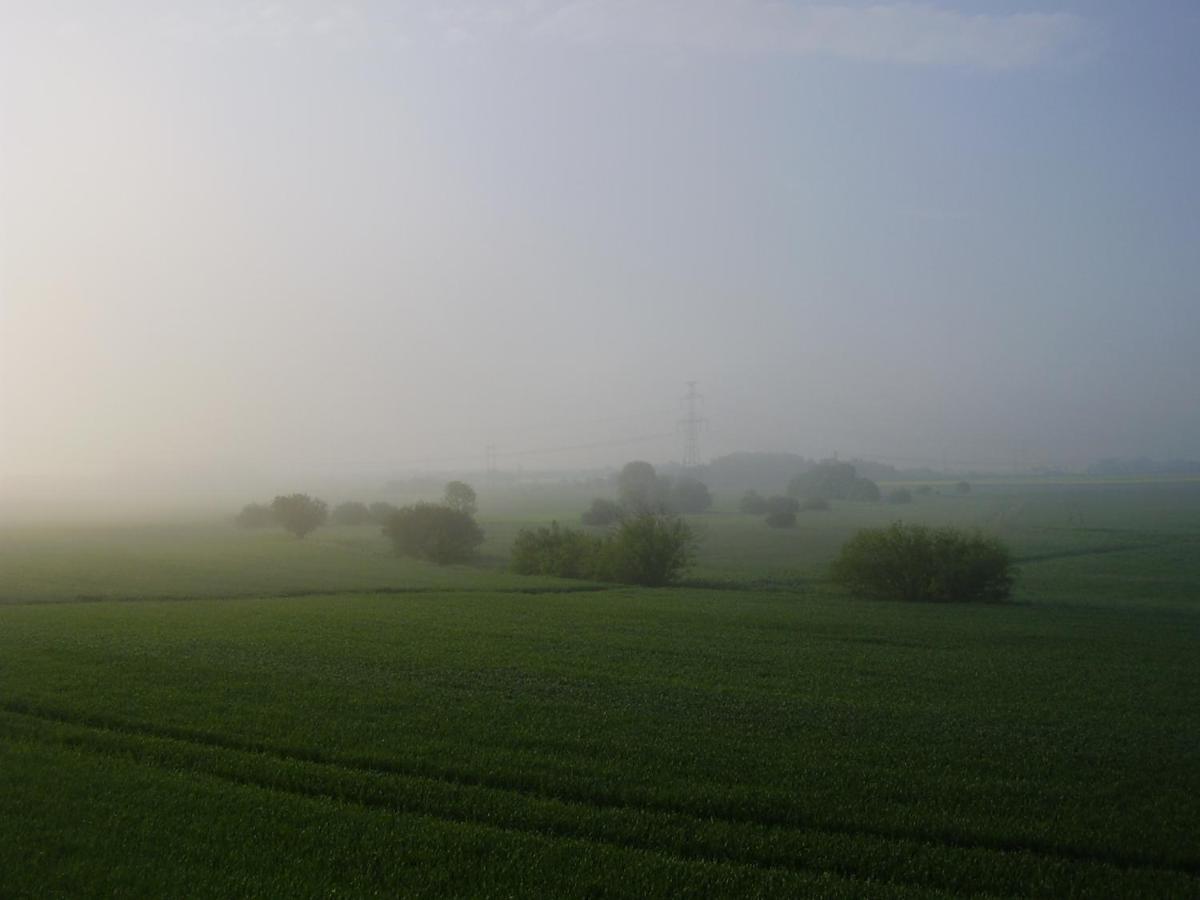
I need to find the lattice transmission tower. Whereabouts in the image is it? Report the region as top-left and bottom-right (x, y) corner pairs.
(678, 381), (707, 469)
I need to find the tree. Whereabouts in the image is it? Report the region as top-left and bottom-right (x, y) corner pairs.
(617, 460), (660, 512)
(831, 523), (1014, 603)
(271, 494), (328, 539)
(235, 502), (275, 528)
(765, 495), (799, 528)
(672, 477), (713, 514)
(581, 497), (622, 527)
(598, 513), (697, 587)
(443, 480), (477, 515)
(382, 503), (483, 564)
(369, 501), (400, 524)
(511, 522), (602, 579)
(331, 501), (372, 525)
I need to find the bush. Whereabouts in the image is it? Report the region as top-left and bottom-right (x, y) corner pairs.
(764, 495), (799, 528)
(955, 481), (972, 494)
(739, 490), (769, 514)
(271, 494), (328, 538)
(369, 502), (400, 524)
(331, 501), (372, 525)
(235, 502), (275, 528)
(443, 481), (477, 515)
(887, 488), (913, 505)
(672, 477), (713, 514)
(511, 513), (697, 587)
(846, 477), (881, 502)
(831, 523), (1014, 603)
(382, 503), (484, 564)
(617, 460), (660, 512)
(799, 497), (830, 511)
(511, 522), (603, 579)
(581, 497), (622, 527)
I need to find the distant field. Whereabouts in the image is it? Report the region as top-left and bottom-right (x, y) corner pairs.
(2, 481), (1198, 896)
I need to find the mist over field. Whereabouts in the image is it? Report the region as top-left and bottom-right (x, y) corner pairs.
(3, 1), (1199, 518)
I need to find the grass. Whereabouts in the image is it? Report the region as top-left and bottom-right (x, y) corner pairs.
(1, 480), (1199, 896)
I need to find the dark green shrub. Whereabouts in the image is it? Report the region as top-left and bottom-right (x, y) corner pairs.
(332, 501), (372, 525)
(235, 502), (275, 528)
(581, 498), (622, 527)
(739, 490), (769, 514)
(846, 477), (881, 501)
(511, 513), (696, 587)
(831, 523), (1014, 603)
(511, 522), (603, 579)
(672, 477), (713, 513)
(765, 495), (799, 528)
(887, 488), (913, 505)
(271, 494), (328, 539)
(382, 503), (483, 564)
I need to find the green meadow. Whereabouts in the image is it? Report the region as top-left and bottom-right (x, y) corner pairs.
(2, 481), (1198, 897)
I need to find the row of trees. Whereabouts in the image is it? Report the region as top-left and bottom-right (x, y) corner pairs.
(581, 461), (713, 527)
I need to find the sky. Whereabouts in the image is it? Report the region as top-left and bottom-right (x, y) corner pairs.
(2, 1), (1199, 511)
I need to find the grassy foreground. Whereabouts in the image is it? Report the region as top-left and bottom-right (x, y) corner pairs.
(1, 482), (1198, 897)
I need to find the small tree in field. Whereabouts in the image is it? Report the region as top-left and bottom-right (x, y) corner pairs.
(598, 513), (697, 587)
(443, 481), (478, 515)
(831, 523), (1014, 603)
(235, 502), (275, 528)
(382, 503), (483, 564)
(582, 497), (622, 527)
(764, 495), (799, 528)
(271, 494), (328, 539)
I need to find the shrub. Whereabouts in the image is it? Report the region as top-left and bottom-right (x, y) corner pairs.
(617, 460), (660, 512)
(672, 477), (713, 514)
(581, 498), (622, 527)
(739, 490), (769, 514)
(235, 502), (275, 528)
(510, 512), (697, 587)
(511, 522), (603, 579)
(764, 495), (799, 528)
(331, 501), (372, 525)
(599, 513), (697, 587)
(271, 494), (328, 539)
(799, 497), (830, 511)
(831, 523), (1014, 603)
(382, 503), (484, 564)
(887, 488), (913, 505)
(369, 502), (400, 524)
(443, 481), (477, 515)
(955, 481), (972, 494)
(846, 477), (881, 502)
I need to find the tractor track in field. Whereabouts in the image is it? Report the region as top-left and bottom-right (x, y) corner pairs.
(3, 698), (1197, 895)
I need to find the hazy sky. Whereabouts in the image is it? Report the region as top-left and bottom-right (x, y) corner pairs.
(3, 1), (1199, 507)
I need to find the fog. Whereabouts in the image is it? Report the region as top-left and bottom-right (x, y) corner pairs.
(3, 2), (1199, 518)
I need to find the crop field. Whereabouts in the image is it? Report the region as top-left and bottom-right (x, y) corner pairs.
(2, 481), (1199, 897)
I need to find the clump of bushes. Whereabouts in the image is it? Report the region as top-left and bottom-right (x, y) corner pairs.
(764, 496), (799, 528)
(235, 502), (275, 528)
(831, 522), (1014, 603)
(582, 497), (623, 527)
(382, 502), (483, 564)
(443, 480), (477, 515)
(332, 501), (372, 525)
(512, 513), (697, 587)
(271, 494), (328, 538)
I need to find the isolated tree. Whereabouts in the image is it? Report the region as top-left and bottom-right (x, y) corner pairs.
(672, 477), (713, 514)
(235, 502), (275, 528)
(443, 480), (478, 515)
(765, 495), (799, 528)
(581, 497), (622, 527)
(831, 523), (1014, 603)
(332, 501), (372, 525)
(271, 494), (328, 539)
(618, 461), (660, 512)
(598, 513), (697, 587)
(382, 503), (483, 564)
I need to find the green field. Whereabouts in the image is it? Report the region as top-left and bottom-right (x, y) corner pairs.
(2, 482), (1199, 897)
